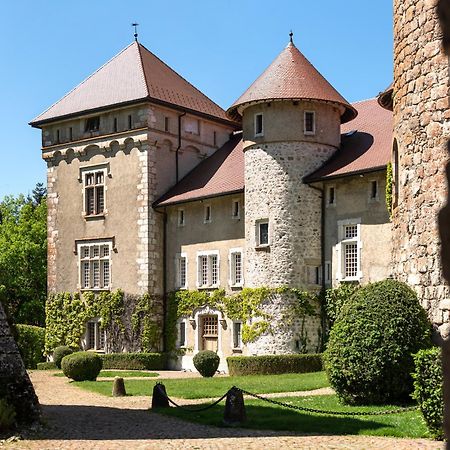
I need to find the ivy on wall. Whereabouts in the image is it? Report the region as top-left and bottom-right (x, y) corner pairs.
(45, 290), (162, 355)
(166, 287), (319, 353)
(386, 161), (393, 217)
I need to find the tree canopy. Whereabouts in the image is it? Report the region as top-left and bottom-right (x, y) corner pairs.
(0, 186), (47, 326)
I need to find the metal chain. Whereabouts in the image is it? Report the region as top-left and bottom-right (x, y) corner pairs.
(156, 384), (228, 412)
(234, 387), (418, 417)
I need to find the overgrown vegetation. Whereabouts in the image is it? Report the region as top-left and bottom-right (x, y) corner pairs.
(324, 279), (432, 405)
(412, 347), (443, 439)
(227, 354), (322, 376)
(324, 283), (360, 325)
(166, 287), (318, 352)
(15, 324), (45, 369)
(0, 184), (47, 326)
(193, 350), (220, 377)
(386, 161), (393, 217)
(61, 351), (102, 381)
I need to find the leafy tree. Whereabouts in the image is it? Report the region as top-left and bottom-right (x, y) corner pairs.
(0, 186), (47, 326)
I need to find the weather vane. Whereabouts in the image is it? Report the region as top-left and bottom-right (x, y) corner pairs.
(289, 30), (294, 44)
(132, 23), (139, 41)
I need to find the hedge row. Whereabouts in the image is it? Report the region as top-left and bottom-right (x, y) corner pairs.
(100, 352), (166, 370)
(412, 347), (443, 439)
(37, 362), (57, 370)
(15, 324), (45, 369)
(227, 354), (322, 376)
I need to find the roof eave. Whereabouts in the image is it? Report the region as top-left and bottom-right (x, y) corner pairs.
(304, 165), (387, 184)
(153, 188), (244, 208)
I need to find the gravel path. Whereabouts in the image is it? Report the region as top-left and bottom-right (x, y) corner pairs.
(2, 371), (443, 449)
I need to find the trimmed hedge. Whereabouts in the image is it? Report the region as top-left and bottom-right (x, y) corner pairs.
(53, 346), (74, 369)
(412, 348), (443, 439)
(36, 361), (57, 370)
(15, 324), (45, 369)
(193, 350), (220, 377)
(61, 351), (102, 381)
(100, 352), (166, 370)
(324, 279), (432, 405)
(227, 354), (323, 376)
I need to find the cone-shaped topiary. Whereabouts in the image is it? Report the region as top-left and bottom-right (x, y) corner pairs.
(61, 351), (102, 381)
(324, 279), (432, 405)
(193, 350), (220, 377)
(53, 346), (74, 369)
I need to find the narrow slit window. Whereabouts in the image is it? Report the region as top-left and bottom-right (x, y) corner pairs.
(254, 113), (264, 137)
(179, 322), (186, 347)
(178, 209), (185, 227)
(204, 205), (211, 223)
(164, 116), (169, 132)
(113, 117), (118, 133)
(232, 200), (240, 218)
(69, 127), (73, 141)
(213, 131), (217, 146)
(328, 187), (336, 205)
(56, 129), (60, 143)
(304, 111), (315, 134)
(128, 115), (132, 130)
(370, 180), (378, 200)
(233, 322), (242, 349)
(257, 221), (269, 246)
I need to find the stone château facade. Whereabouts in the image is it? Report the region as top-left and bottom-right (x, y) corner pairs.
(30, 1), (449, 371)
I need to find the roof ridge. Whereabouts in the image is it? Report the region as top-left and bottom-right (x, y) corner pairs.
(137, 42), (227, 114)
(351, 97), (378, 105)
(30, 42), (137, 123)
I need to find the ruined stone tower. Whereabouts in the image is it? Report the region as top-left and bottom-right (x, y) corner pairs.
(228, 37), (357, 353)
(389, 0), (450, 338)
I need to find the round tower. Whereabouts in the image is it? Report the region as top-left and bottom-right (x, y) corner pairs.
(227, 35), (357, 354)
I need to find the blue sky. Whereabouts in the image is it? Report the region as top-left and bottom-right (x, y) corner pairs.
(0, 0), (392, 199)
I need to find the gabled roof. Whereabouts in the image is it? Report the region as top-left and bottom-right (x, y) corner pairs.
(154, 132), (244, 207)
(227, 41), (357, 124)
(30, 41), (233, 126)
(304, 98), (392, 182)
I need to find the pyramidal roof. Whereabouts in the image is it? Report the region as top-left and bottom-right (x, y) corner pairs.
(30, 41), (232, 126)
(227, 40), (357, 124)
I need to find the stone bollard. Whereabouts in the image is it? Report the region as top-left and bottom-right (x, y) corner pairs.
(151, 382), (169, 409)
(223, 386), (246, 426)
(112, 376), (127, 397)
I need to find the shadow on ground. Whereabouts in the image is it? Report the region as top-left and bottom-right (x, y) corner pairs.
(30, 403), (388, 441)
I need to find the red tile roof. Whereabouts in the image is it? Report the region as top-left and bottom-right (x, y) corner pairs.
(304, 98), (392, 182)
(154, 132), (244, 207)
(227, 42), (357, 124)
(30, 42), (233, 126)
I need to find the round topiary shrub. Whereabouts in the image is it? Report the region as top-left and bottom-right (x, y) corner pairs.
(193, 350), (220, 377)
(61, 351), (103, 381)
(53, 346), (74, 369)
(324, 279), (432, 405)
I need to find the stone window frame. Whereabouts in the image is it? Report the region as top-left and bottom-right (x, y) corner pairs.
(196, 250), (220, 289)
(84, 317), (106, 352)
(336, 218), (362, 282)
(79, 163), (110, 219)
(176, 252), (188, 290)
(232, 321), (243, 351)
(77, 239), (113, 291)
(256, 219), (270, 248)
(304, 110), (316, 135)
(231, 198), (240, 219)
(254, 113), (264, 137)
(203, 204), (212, 224)
(326, 185), (336, 207)
(229, 247), (244, 287)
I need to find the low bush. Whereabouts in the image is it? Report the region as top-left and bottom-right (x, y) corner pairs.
(0, 398), (16, 432)
(53, 346), (74, 369)
(324, 279), (432, 405)
(61, 352), (102, 381)
(193, 350), (220, 377)
(412, 347), (443, 439)
(100, 352), (166, 370)
(36, 361), (57, 370)
(227, 354), (323, 376)
(15, 324), (45, 369)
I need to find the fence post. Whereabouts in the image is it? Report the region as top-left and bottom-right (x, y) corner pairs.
(223, 386), (246, 425)
(151, 383), (169, 408)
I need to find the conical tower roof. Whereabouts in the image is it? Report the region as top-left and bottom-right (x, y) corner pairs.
(31, 41), (234, 126)
(227, 40), (357, 124)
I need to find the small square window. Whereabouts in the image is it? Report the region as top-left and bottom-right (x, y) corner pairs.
(232, 200), (240, 219)
(85, 116), (100, 132)
(254, 113), (264, 137)
(204, 205), (212, 223)
(178, 209), (185, 227)
(304, 111), (315, 135)
(257, 220), (269, 247)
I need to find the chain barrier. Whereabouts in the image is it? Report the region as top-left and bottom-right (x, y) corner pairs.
(234, 387), (418, 417)
(156, 384), (228, 412)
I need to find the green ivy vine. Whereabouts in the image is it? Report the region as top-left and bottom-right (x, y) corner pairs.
(386, 161), (393, 218)
(166, 286), (319, 352)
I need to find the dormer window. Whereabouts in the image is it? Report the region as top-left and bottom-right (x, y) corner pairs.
(304, 111), (315, 135)
(254, 113), (264, 137)
(85, 116), (100, 132)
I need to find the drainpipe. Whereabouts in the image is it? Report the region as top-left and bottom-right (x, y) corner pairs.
(154, 207), (168, 352)
(176, 112), (186, 183)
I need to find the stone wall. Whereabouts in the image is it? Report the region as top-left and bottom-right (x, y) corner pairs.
(0, 301), (40, 425)
(393, 0), (450, 337)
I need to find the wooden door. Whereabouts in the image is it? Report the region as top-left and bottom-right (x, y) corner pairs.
(201, 315), (218, 351)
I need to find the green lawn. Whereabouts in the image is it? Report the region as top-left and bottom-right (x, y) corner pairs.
(158, 394), (431, 439)
(73, 371), (328, 399)
(55, 370), (158, 378)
